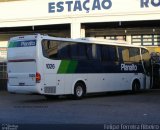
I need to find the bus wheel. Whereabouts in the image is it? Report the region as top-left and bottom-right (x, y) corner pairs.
(132, 80), (140, 93)
(74, 82), (86, 99)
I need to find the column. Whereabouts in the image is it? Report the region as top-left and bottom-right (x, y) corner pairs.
(80, 25), (85, 38)
(71, 22), (81, 39)
(126, 35), (132, 44)
(71, 22), (85, 39)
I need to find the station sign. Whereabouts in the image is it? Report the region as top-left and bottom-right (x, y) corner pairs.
(0, 0), (160, 26)
(48, 0), (160, 15)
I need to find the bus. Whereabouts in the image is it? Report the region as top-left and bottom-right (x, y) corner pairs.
(7, 34), (151, 99)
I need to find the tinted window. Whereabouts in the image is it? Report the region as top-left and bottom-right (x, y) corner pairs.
(58, 42), (70, 59)
(86, 44), (93, 59)
(68, 42), (88, 60)
(70, 42), (78, 59)
(109, 46), (117, 61)
(42, 40), (70, 60)
(101, 46), (110, 61)
(118, 47), (130, 62)
(129, 47), (141, 63)
(78, 44), (87, 60)
(101, 45), (117, 62)
(92, 45), (101, 60)
(42, 40), (58, 59)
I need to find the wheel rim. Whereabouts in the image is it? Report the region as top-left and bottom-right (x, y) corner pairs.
(76, 86), (83, 97)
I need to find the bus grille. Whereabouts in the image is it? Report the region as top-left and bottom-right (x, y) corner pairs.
(44, 87), (56, 94)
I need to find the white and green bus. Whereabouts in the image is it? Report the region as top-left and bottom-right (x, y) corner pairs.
(7, 34), (151, 99)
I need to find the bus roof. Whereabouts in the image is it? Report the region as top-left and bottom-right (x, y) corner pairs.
(43, 34), (148, 50)
(9, 34), (148, 50)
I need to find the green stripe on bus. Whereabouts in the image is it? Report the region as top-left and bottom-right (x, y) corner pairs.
(58, 60), (70, 73)
(58, 60), (78, 74)
(8, 42), (17, 48)
(67, 61), (78, 73)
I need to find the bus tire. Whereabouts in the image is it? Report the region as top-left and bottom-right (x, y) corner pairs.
(132, 80), (140, 93)
(74, 82), (86, 99)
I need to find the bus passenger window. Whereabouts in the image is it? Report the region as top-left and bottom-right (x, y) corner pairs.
(42, 40), (58, 59)
(86, 44), (93, 60)
(58, 42), (70, 59)
(109, 46), (118, 62)
(129, 48), (141, 63)
(78, 43), (87, 60)
(92, 45), (101, 60)
(101, 45), (117, 62)
(42, 40), (49, 58)
(70, 42), (78, 59)
(101, 45), (110, 62)
(118, 47), (130, 63)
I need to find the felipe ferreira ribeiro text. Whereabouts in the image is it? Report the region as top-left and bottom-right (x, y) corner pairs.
(104, 124), (160, 130)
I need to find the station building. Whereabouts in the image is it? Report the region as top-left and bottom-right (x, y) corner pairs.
(0, 0), (160, 89)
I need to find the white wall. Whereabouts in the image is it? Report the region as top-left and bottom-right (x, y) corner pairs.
(0, 0), (160, 27)
(0, 0), (160, 38)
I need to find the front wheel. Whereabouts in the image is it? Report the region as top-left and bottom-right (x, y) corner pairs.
(74, 82), (86, 99)
(132, 80), (140, 94)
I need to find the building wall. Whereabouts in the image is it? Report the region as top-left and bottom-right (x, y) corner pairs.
(0, 0), (160, 51)
(0, 0), (160, 38)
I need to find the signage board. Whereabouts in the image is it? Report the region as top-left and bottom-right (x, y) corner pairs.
(0, 0), (160, 26)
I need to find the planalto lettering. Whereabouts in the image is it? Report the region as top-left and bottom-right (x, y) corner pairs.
(20, 41), (36, 47)
(121, 64), (137, 71)
(48, 0), (112, 13)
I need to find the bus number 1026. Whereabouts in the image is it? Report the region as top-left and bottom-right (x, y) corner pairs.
(46, 64), (55, 69)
